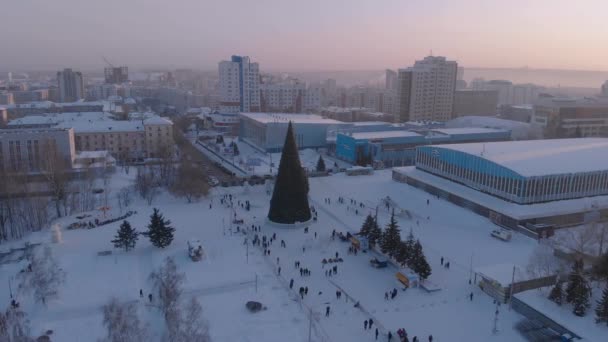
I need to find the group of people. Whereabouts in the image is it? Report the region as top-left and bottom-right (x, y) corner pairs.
(384, 288), (399, 300)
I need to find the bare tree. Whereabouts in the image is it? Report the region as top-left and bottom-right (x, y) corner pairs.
(556, 223), (601, 257)
(157, 143), (177, 187)
(19, 245), (66, 306)
(100, 298), (147, 342)
(116, 188), (133, 214)
(173, 297), (211, 342)
(149, 257), (185, 318)
(39, 140), (70, 218)
(0, 306), (33, 342)
(170, 159), (209, 203)
(135, 167), (159, 205)
(526, 240), (566, 278)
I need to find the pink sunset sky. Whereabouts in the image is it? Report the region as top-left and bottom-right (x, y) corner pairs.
(2, 0), (607, 71)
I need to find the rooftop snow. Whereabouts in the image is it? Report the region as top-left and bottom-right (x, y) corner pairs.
(429, 138), (608, 176)
(349, 131), (422, 140)
(240, 112), (347, 125)
(143, 116), (173, 125)
(430, 128), (509, 135)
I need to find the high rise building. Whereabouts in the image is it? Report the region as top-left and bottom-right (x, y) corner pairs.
(395, 56), (458, 122)
(57, 68), (84, 102)
(218, 55), (260, 113)
(385, 69), (398, 90)
(104, 66), (128, 84)
(601, 81), (608, 97)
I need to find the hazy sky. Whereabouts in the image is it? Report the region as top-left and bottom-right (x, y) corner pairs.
(2, 0), (608, 71)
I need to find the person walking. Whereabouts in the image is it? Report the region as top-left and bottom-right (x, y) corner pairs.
(289, 278), (294, 289)
(387, 331), (392, 341)
(375, 328), (379, 340)
(364, 320), (368, 330)
(428, 335), (433, 342)
(440, 256), (444, 266)
(469, 292), (474, 301)
(139, 289), (143, 298)
(277, 267), (281, 276)
(148, 293), (153, 303)
(368, 318), (373, 330)
(325, 306), (330, 317)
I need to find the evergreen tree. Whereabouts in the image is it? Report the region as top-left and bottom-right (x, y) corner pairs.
(144, 208), (175, 248)
(596, 283), (608, 325)
(566, 260), (584, 304)
(267, 122), (312, 224)
(367, 216), (382, 247)
(595, 282), (608, 325)
(548, 282), (563, 306)
(566, 260), (591, 316)
(359, 214), (375, 237)
(403, 229), (416, 265)
(380, 210), (400, 257)
(411, 239), (432, 280)
(395, 241), (410, 267)
(592, 253), (608, 281)
(112, 220), (139, 252)
(316, 155), (326, 172)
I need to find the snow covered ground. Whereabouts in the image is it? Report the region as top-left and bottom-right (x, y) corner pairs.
(1, 169), (550, 341)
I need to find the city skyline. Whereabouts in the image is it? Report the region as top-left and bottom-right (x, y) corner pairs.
(2, 0), (608, 72)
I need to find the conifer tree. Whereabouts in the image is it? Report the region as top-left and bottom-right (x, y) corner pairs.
(395, 241), (410, 267)
(267, 122), (312, 224)
(592, 252), (608, 281)
(403, 229), (416, 265)
(367, 216), (382, 247)
(596, 283), (608, 325)
(359, 214), (375, 237)
(566, 260), (591, 316)
(144, 208), (175, 248)
(316, 155), (326, 172)
(548, 282), (563, 306)
(411, 239), (432, 280)
(112, 220), (139, 252)
(380, 210), (400, 257)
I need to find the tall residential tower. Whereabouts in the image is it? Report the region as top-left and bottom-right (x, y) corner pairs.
(57, 68), (84, 102)
(218, 56), (260, 113)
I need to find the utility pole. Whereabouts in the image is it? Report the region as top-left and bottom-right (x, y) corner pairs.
(508, 265), (516, 311)
(469, 252), (474, 284)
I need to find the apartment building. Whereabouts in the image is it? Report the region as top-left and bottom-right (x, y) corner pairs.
(218, 56), (260, 113)
(0, 128), (75, 173)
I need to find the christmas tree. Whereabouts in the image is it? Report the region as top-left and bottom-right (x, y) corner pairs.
(595, 283), (608, 325)
(380, 210), (400, 257)
(267, 122), (312, 224)
(403, 229), (416, 265)
(548, 282), (563, 306)
(112, 220), (139, 252)
(411, 239), (432, 280)
(316, 155), (326, 172)
(143, 208), (175, 248)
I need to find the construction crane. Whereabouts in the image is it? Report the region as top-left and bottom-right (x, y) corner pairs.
(102, 56), (114, 68)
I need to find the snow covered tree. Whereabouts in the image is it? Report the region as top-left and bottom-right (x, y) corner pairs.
(165, 297), (211, 342)
(144, 208), (175, 249)
(367, 217), (382, 247)
(267, 122), (311, 224)
(359, 214), (375, 237)
(548, 282), (564, 306)
(20, 245), (66, 306)
(566, 260), (591, 316)
(101, 298), (147, 342)
(149, 257), (185, 319)
(316, 155), (326, 172)
(411, 239), (432, 280)
(0, 306), (32, 342)
(380, 210), (400, 257)
(596, 283), (608, 325)
(51, 223), (62, 244)
(112, 220), (138, 252)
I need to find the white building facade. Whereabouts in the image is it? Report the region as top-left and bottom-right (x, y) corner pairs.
(218, 56), (260, 113)
(408, 56), (458, 122)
